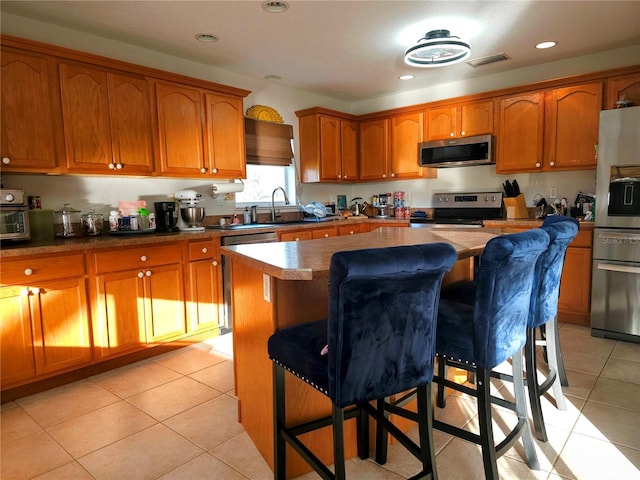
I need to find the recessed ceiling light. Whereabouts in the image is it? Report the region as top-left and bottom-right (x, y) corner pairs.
(262, 1), (289, 13)
(195, 33), (218, 43)
(536, 41), (557, 49)
(399, 75), (415, 80)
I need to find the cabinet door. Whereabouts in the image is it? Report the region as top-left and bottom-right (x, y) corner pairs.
(94, 270), (147, 359)
(496, 92), (545, 173)
(155, 81), (206, 176)
(318, 115), (341, 181)
(1, 49), (61, 172)
(31, 278), (92, 375)
(460, 100), (494, 137)
(545, 83), (602, 171)
(0, 286), (36, 387)
(145, 263), (187, 342)
(108, 73), (155, 174)
(359, 118), (389, 181)
(558, 246), (592, 325)
(390, 112), (432, 179)
(204, 92), (246, 178)
(188, 260), (222, 332)
(340, 120), (358, 181)
(606, 72), (640, 109)
(59, 63), (113, 172)
(426, 106), (456, 140)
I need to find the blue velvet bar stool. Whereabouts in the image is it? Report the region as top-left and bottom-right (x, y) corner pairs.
(433, 229), (549, 479)
(267, 243), (457, 480)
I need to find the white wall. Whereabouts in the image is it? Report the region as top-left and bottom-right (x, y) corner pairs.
(0, 13), (626, 216)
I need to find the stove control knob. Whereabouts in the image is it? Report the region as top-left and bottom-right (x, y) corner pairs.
(4, 192), (15, 203)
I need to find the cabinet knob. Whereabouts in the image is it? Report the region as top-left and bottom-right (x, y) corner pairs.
(342, 175), (347, 179)
(140, 255), (147, 262)
(295, 237), (300, 241)
(382, 174), (387, 178)
(138, 271), (144, 278)
(213, 260), (218, 266)
(212, 168), (218, 174)
(146, 270), (152, 276)
(201, 247), (208, 253)
(460, 130), (466, 136)
(324, 233), (329, 238)
(31, 287), (40, 295)
(1, 157), (10, 165)
(115, 163), (123, 170)
(200, 168), (207, 174)
(450, 132), (455, 137)
(549, 161), (555, 167)
(391, 173), (395, 177)
(349, 231), (355, 235)
(24, 268), (33, 276)
(108, 163), (115, 170)
(535, 162), (541, 168)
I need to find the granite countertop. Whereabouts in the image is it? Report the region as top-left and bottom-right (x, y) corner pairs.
(482, 219), (594, 229)
(222, 227), (506, 281)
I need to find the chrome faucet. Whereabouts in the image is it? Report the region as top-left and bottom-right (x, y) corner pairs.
(271, 187), (290, 222)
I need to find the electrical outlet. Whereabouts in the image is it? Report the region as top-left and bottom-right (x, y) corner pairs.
(549, 186), (558, 199)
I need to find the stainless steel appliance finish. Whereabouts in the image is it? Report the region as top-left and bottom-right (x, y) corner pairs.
(418, 134), (493, 168)
(0, 188), (30, 242)
(410, 191), (503, 227)
(220, 231), (278, 332)
(591, 106), (640, 343)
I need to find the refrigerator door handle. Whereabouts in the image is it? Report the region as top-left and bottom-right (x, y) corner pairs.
(597, 262), (640, 274)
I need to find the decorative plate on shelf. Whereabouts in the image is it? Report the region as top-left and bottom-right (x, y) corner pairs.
(245, 105), (284, 123)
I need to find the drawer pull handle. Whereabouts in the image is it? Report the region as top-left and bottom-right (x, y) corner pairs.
(138, 271), (144, 278)
(24, 268), (33, 276)
(202, 247), (208, 253)
(597, 263), (640, 274)
(140, 255), (147, 262)
(213, 260), (218, 266)
(146, 270), (152, 277)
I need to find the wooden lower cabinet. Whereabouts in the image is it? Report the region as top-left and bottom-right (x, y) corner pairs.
(0, 253), (91, 389)
(186, 239), (223, 332)
(279, 229), (313, 242)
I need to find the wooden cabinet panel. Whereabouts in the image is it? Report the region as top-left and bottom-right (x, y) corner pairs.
(279, 230), (313, 242)
(311, 226), (338, 239)
(558, 245), (592, 325)
(426, 106), (456, 140)
(0, 286), (36, 386)
(426, 100), (493, 140)
(497, 92), (546, 173)
(204, 92), (246, 178)
(145, 264), (187, 342)
(606, 72), (640, 109)
(1, 48), (61, 172)
(390, 111), (434, 179)
(155, 81), (206, 176)
(545, 83), (602, 170)
(1, 253), (85, 284)
(340, 120), (358, 181)
(359, 118), (389, 181)
(187, 259), (222, 332)
(93, 244), (182, 273)
(337, 223), (362, 235)
(318, 115), (341, 181)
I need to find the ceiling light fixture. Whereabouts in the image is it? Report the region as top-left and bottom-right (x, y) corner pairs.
(536, 41), (557, 49)
(404, 29), (471, 68)
(262, 1), (289, 13)
(195, 33), (218, 43)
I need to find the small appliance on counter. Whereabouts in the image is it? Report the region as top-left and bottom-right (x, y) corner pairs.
(54, 203), (82, 238)
(175, 189), (205, 232)
(0, 188), (30, 242)
(154, 201), (180, 232)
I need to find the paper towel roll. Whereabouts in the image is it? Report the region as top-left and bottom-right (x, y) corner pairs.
(212, 182), (244, 195)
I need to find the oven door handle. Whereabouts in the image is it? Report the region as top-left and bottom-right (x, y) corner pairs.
(597, 262), (640, 274)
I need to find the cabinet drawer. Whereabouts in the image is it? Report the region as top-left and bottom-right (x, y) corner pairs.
(188, 239), (219, 261)
(570, 228), (593, 248)
(1, 254), (85, 285)
(312, 226), (338, 239)
(94, 244), (182, 273)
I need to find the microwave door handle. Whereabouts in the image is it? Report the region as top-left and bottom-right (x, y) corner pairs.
(597, 262), (640, 274)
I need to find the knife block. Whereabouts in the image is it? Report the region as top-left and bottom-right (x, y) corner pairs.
(504, 194), (529, 219)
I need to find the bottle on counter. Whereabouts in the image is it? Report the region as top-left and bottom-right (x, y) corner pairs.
(109, 210), (120, 231)
(243, 207), (251, 224)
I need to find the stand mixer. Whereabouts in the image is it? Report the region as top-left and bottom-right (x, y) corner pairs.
(175, 190), (205, 232)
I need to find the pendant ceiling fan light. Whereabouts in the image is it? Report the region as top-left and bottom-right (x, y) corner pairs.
(404, 29), (471, 67)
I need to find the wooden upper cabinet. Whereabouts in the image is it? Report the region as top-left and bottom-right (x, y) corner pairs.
(390, 111), (435, 180)
(496, 92), (546, 173)
(359, 118), (389, 181)
(545, 82), (602, 171)
(1, 48), (62, 172)
(606, 72), (640, 109)
(204, 92), (246, 178)
(155, 81), (206, 176)
(296, 110), (357, 183)
(59, 62), (154, 175)
(155, 82), (246, 178)
(426, 100), (494, 140)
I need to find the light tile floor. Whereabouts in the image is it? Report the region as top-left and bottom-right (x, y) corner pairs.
(2, 324), (639, 479)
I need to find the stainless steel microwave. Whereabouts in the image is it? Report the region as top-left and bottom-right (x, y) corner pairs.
(418, 134), (493, 168)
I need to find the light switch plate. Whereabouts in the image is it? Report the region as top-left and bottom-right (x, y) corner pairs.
(549, 186), (558, 199)
(263, 273), (271, 302)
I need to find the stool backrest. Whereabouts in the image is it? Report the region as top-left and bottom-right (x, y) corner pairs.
(327, 243), (457, 408)
(472, 229), (550, 369)
(529, 219), (579, 328)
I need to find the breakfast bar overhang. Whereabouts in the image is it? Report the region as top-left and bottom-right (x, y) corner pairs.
(222, 227), (507, 478)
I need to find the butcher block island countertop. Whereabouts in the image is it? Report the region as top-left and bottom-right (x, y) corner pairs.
(224, 226), (509, 478)
(222, 227), (504, 280)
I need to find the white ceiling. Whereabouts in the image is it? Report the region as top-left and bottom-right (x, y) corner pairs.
(2, 1), (640, 102)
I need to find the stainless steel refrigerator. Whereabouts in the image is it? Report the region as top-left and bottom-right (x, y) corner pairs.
(591, 106), (640, 343)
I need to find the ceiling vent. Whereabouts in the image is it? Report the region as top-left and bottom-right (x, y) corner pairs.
(466, 53), (510, 68)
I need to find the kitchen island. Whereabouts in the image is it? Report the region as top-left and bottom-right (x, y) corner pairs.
(222, 227), (505, 477)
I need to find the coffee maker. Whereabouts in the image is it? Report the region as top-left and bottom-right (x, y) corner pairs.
(154, 201), (179, 232)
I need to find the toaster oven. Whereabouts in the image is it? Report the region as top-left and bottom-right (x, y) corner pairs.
(0, 189), (31, 242)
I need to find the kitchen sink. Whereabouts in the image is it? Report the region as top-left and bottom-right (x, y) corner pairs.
(206, 223), (279, 230)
